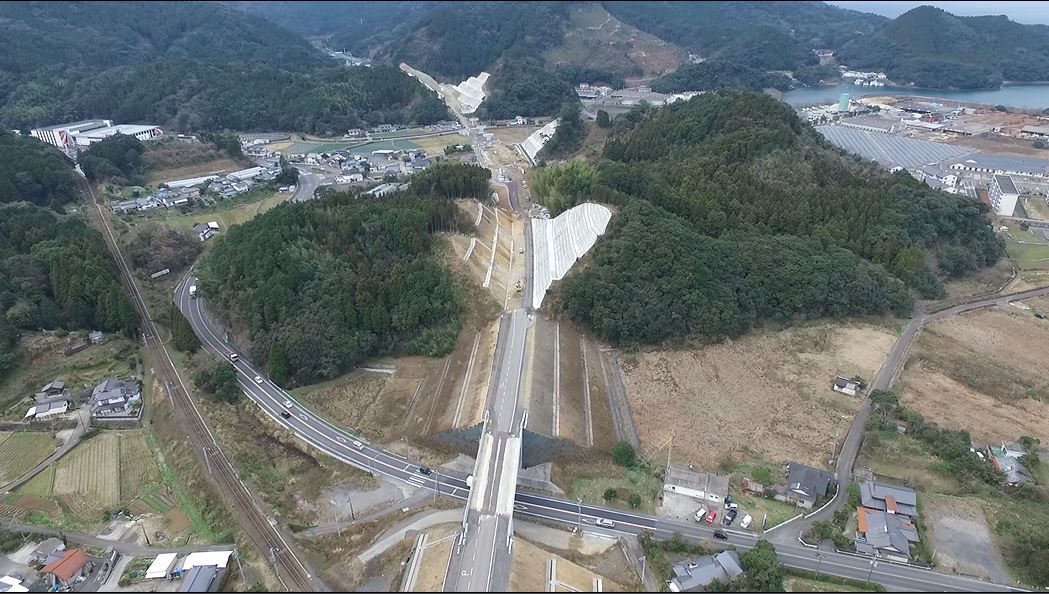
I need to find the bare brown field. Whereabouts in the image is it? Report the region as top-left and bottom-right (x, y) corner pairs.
(622, 323), (898, 467)
(899, 299), (1049, 444)
(945, 134), (1049, 159)
(490, 127), (540, 145)
(408, 524), (458, 592)
(411, 133), (472, 155)
(510, 537), (625, 592)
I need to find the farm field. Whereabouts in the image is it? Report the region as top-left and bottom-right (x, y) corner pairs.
(897, 297), (1049, 445)
(153, 190), (287, 231)
(621, 322), (897, 468)
(1003, 224), (1049, 284)
(0, 432), (57, 484)
(409, 133), (472, 155)
(17, 431), (161, 522)
(0, 333), (139, 418)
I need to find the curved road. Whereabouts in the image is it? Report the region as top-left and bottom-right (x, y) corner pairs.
(177, 270), (1035, 592)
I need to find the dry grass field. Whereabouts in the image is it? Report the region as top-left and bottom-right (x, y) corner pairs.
(622, 323), (898, 467)
(53, 433), (122, 517)
(510, 538), (625, 593)
(146, 158), (242, 185)
(898, 298), (1049, 444)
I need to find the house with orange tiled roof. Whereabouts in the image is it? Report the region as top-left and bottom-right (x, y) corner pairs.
(41, 548), (95, 589)
(855, 506), (920, 562)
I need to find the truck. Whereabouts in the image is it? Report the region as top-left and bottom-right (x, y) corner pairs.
(189, 285), (198, 299)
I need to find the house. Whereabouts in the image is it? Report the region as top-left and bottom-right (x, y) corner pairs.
(89, 377), (142, 418)
(29, 538), (65, 564)
(663, 465), (729, 507)
(859, 481), (918, 518)
(41, 548), (93, 589)
(781, 463), (835, 509)
(0, 574), (29, 593)
(346, 128), (365, 138)
(41, 380), (66, 396)
(180, 551), (233, 571)
(24, 399), (69, 420)
(88, 330), (105, 344)
(194, 223), (214, 242)
(991, 454), (1032, 487)
(207, 222), (220, 232)
(832, 376), (859, 397)
(667, 550), (744, 592)
(855, 507), (919, 561)
(366, 183), (405, 197)
(178, 565), (223, 592)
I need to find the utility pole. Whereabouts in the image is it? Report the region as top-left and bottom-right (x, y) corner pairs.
(867, 554), (879, 582)
(815, 551), (824, 577)
(234, 549), (247, 587)
(140, 524), (151, 546)
(576, 498), (583, 532)
(639, 555), (647, 587)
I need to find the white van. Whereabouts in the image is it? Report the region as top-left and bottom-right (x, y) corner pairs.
(740, 514), (753, 529)
(694, 508), (708, 522)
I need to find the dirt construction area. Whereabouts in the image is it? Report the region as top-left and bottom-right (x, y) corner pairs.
(621, 323), (898, 467)
(526, 316), (617, 450)
(923, 495), (1012, 583)
(509, 537), (625, 592)
(898, 298), (1049, 444)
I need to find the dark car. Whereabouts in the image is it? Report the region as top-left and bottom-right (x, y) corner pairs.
(713, 531), (729, 540)
(418, 466), (433, 476)
(280, 410), (291, 419)
(723, 509), (738, 525)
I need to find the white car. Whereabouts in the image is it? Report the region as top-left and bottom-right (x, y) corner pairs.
(352, 440), (363, 450)
(283, 399), (293, 408)
(740, 514), (753, 529)
(694, 508), (709, 522)
(254, 375), (263, 384)
(595, 518), (615, 528)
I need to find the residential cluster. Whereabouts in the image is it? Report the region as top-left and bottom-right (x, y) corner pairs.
(5, 538), (234, 593)
(23, 375), (142, 422)
(112, 165), (280, 214)
(292, 147), (434, 183)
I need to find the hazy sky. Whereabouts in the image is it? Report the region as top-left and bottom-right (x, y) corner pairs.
(827, 1), (1049, 25)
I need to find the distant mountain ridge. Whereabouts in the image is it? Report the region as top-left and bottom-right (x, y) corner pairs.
(837, 5), (1049, 89)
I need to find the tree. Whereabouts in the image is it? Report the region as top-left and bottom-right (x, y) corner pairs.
(627, 493), (642, 508)
(276, 156), (299, 186)
(739, 540), (784, 592)
(267, 342), (289, 385)
(1034, 139), (1048, 149)
(169, 301), (199, 353)
(1019, 436), (1041, 453)
(211, 364), (241, 404)
(602, 488), (618, 501)
(612, 441), (636, 467)
(596, 110), (611, 128)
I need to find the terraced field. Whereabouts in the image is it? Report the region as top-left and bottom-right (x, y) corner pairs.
(0, 432), (57, 483)
(119, 432), (162, 499)
(54, 434), (121, 517)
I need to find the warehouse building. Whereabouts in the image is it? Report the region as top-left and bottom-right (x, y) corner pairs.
(29, 119), (161, 148)
(948, 154), (1049, 179)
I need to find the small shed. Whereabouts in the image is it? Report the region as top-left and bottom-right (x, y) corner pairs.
(146, 553), (178, 579)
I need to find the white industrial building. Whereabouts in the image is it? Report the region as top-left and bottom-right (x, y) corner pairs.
(989, 175), (1020, 217)
(30, 119), (161, 149)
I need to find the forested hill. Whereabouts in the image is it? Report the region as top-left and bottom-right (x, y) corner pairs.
(0, 2), (448, 133)
(0, 131), (81, 208)
(0, 204), (140, 376)
(556, 91), (1002, 345)
(604, 1), (885, 69)
(837, 6), (1049, 89)
(198, 163), (490, 384)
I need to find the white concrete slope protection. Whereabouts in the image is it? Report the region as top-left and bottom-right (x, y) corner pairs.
(520, 119), (559, 164)
(531, 203), (612, 309)
(453, 72), (490, 114)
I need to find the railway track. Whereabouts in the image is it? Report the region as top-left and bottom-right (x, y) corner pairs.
(83, 177), (316, 591)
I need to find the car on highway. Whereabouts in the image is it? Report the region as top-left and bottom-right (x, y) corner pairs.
(418, 466), (433, 476)
(723, 509), (738, 525)
(713, 531), (728, 540)
(352, 440), (363, 450)
(282, 399), (293, 408)
(595, 518), (615, 528)
(705, 510), (717, 524)
(254, 375), (263, 384)
(280, 410), (291, 419)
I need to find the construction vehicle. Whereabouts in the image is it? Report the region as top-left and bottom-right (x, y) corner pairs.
(515, 281), (523, 294)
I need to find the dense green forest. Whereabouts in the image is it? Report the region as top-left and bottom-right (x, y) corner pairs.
(0, 204), (139, 375)
(555, 65), (628, 90)
(556, 91), (1001, 344)
(198, 164), (488, 384)
(604, 1), (884, 67)
(0, 131), (80, 208)
(537, 103), (587, 161)
(381, 2), (570, 81)
(532, 161), (599, 215)
(650, 61), (792, 93)
(80, 135), (146, 186)
(0, 2), (448, 133)
(837, 6), (1049, 89)
(479, 59), (579, 120)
